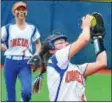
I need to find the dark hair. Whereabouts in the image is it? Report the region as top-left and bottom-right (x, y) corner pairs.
(39, 43), (52, 74)
(38, 34), (56, 74)
(33, 37), (53, 94)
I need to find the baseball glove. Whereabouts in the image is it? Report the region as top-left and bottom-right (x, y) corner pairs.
(90, 12), (105, 39)
(27, 54), (42, 72)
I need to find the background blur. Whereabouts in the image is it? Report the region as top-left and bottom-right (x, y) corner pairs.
(1, 0), (111, 69)
(1, 0), (111, 102)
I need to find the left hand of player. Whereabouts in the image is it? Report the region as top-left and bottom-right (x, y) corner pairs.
(1, 44), (7, 51)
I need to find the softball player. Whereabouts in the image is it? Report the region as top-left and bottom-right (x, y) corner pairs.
(34, 14), (107, 101)
(1, 1), (41, 101)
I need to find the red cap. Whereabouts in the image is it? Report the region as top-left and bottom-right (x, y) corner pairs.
(12, 1), (27, 12)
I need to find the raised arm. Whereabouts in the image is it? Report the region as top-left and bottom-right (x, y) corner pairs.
(85, 51), (107, 77)
(84, 13), (107, 77)
(69, 14), (92, 58)
(69, 15), (93, 58)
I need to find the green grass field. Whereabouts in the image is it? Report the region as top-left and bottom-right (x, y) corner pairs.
(0, 70), (111, 102)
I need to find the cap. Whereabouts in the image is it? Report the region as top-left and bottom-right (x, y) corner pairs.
(12, 1), (27, 12)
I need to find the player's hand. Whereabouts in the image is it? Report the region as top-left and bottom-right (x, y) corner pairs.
(1, 44), (7, 51)
(81, 14), (93, 29)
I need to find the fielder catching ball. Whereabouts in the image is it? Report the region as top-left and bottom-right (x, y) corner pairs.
(28, 13), (107, 101)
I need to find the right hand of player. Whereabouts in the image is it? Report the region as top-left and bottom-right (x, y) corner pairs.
(1, 43), (7, 51)
(81, 14), (93, 29)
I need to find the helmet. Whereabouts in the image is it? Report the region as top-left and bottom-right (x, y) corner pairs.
(44, 33), (67, 50)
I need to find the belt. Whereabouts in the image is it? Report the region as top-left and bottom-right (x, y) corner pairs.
(6, 56), (30, 60)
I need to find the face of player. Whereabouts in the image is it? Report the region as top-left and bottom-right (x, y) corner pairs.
(49, 39), (69, 54)
(13, 6), (27, 20)
(54, 39), (69, 50)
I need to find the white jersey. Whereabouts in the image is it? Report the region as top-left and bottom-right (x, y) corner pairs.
(47, 45), (88, 101)
(1, 23), (40, 57)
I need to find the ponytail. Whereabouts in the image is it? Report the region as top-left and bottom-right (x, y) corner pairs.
(33, 43), (52, 94)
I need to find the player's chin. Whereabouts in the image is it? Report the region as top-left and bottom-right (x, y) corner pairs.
(18, 15), (25, 19)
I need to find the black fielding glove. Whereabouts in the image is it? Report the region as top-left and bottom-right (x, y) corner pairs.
(27, 54), (42, 72)
(90, 12), (106, 56)
(91, 12), (105, 41)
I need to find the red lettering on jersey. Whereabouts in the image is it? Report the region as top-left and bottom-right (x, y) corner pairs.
(24, 40), (28, 47)
(65, 70), (84, 85)
(10, 38), (28, 48)
(22, 39), (25, 47)
(22, 39), (28, 47)
(17, 38), (22, 46)
(65, 71), (73, 82)
(10, 39), (17, 47)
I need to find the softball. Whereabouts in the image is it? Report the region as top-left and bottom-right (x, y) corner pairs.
(91, 16), (96, 27)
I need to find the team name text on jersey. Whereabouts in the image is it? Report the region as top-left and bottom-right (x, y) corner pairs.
(10, 38), (29, 48)
(65, 70), (84, 85)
